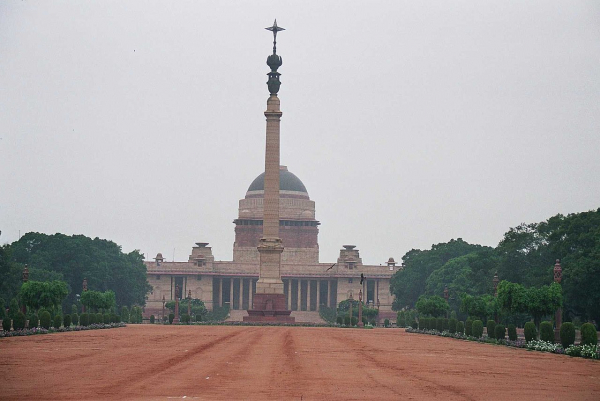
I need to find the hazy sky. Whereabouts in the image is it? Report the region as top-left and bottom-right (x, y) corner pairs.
(1, 1), (599, 265)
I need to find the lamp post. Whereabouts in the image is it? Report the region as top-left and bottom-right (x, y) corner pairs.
(82, 278), (88, 313)
(554, 259), (562, 342)
(493, 272), (500, 323)
(21, 264), (29, 314)
(173, 284), (180, 324)
(358, 289), (364, 328)
(187, 289), (192, 321)
(162, 295), (166, 324)
(348, 292), (353, 326)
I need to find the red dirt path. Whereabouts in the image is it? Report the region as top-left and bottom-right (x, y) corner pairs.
(1, 325), (599, 400)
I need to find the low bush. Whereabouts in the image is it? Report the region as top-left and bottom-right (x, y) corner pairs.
(472, 320), (484, 338)
(457, 321), (464, 334)
(560, 322), (576, 349)
(53, 315), (62, 329)
(465, 319), (473, 336)
(169, 313), (174, 324)
(40, 311), (51, 329)
(487, 320), (496, 339)
(524, 322), (537, 342)
(448, 318), (457, 334)
(540, 321), (554, 343)
(411, 320), (418, 329)
(121, 306), (130, 323)
(336, 316), (343, 325)
(195, 314), (202, 322)
(13, 312), (26, 330)
(72, 313), (79, 326)
(351, 317), (358, 326)
(80, 313), (89, 327)
(181, 314), (191, 324)
(436, 318), (444, 332)
(63, 314), (72, 328)
(150, 315), (155, 324)
(28, 314), (39, 328)
(418, 318), (426, 330)
(384, 318), (390, 327)
(580, 323), (598, 346)
(508, 324), (517, 341)
(443, 318), (449, 331)
(103, 313), (111, 324)
(397, 312), (406, 327)
(2, 318), (11, 331)
(495, 324), (506, 340)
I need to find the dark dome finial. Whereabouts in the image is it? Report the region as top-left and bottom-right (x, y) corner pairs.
(265, 20), (285, 95)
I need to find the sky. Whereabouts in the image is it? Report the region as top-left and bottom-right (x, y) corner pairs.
(1, 1), (599, 265)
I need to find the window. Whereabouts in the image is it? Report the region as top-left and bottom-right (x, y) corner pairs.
(155, 275), (161, 280)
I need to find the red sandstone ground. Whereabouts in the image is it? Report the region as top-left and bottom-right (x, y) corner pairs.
(1, 325), (599, 400)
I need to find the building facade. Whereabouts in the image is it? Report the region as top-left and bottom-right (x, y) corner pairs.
(144, 166), (399, 320)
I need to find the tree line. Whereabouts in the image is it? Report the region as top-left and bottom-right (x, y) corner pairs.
(390, 208), (600, 326)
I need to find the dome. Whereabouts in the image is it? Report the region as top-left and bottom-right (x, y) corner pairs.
(247, 166), (307, 193)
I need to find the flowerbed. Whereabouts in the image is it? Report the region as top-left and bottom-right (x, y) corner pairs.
(0, 323), (126, 338)
(405, 327), (599, 360)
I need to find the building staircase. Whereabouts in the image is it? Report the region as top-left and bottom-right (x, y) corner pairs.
(225, 309), (326, 324)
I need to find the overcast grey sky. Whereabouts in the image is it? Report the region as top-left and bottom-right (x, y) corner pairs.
(1, 1), (599, 265)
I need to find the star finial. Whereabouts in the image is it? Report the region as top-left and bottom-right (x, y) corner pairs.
(265, 19), (285, 54)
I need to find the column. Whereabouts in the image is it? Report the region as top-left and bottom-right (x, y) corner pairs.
(297, 280), (301, 311)
(230, 278), (234, 310)
(249, 280), (254, 309)
(239, 278), (243, 310)
(219, 277), (223, 307)
(327, 280), (331, 308)
(287, 279), (292, 310)
(307, 280), (312, 311)
(316, 280), (321, 311)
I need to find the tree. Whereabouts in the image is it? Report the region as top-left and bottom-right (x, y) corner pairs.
(497, 280), (562, 328)
(81, 290), (115, 312)
(415, 295), (449, 317)
(20, 280), (69, 312)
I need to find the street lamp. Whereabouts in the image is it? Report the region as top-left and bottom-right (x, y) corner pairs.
(358, 289), (364, 328)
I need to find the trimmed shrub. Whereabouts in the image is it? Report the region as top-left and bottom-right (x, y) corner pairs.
(2, 318), (11, 331)
(169, 313), (174, 324)
(96, 313), (103, 324)
(486, 320), (496, 339)
(443, 318), (449, 331)
(457, 321), (464, 334)
(114, 314), (121, 323)
(81, 313), (89, 326)
(195, 314), (202, 322)
(28, 314), (39, 328)
(53, 315), (62, 329)
(524, 322), (537, 342)
(411, 320), (418, 329)
(540, 321), (554, 343)
(580, 323), (598, 346)
(63, 314), (72, 328)
(436, 318), (444, 332)
(121, 306), (130, 323)
(72, 313), (79, 326)
(397, 312), (406, 327)
(336, 316), (343, 325)
(384, 318), (390, 327)
(351, 317), (358, 326)
(495, 324), (506, 340)
(103, 313), (111, 324)
(560, 322), (576, 349)
(418, 318), (426, 330)
(150, 315), (155, 324)
(88, 313), (95, 324)
(181, 314), (191, 324)
(40, 311), (51, 329)
(472, 320), (484, 338)
(448, 318), (457, 334)
(13, 312), (26, 330)
(508, 324), (517, 341)
(465, 319), (473, 336)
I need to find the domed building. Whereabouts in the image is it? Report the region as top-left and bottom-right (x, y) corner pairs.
(144, 167), (399, 323)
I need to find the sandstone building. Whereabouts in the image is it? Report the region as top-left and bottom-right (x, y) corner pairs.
(144, 166), (398, 322)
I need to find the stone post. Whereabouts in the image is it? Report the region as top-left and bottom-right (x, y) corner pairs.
(554, 259), (562, 342)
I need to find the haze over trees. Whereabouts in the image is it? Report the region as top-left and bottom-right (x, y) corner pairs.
(0, 232), (151, 313)
(391, 208), (600, 325)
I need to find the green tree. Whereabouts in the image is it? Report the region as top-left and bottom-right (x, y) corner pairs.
(415, 295), (449, 317)
(20, 280), (69, 312)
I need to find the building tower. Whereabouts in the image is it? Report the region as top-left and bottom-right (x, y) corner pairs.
(245, 20), (294, 322)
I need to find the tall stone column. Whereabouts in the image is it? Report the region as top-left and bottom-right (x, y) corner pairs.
(245, 20), (293, 322)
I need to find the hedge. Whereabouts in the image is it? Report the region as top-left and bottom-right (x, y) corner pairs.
(560, 322), (575, 349)
(487, 320), (496, 339)
(508, 324), (517, 341)
(13, 312), (26, 330)
(524, 322), (537, 342)
(465, 319), (473, 336)
(456, 321), (464, 334)
(540, 321), (554, 343)
(53, 314), (62, 329)
(448, 318), (457, 334)
(580, 323), (598, 346)
(28, 314), (39, 328)
(80, 313), (89, 327)
(63, 314), (72, 328)
(169, 313), (175, 324)
(150, 315), (155, 324)
(436, 318), (444, 332)
(72, 313), (79, 326)
(472, 320), (484, 338)
(494, 324), (506, 340)
(2, 318), (11, 331)
(40, 311), (51, 329)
